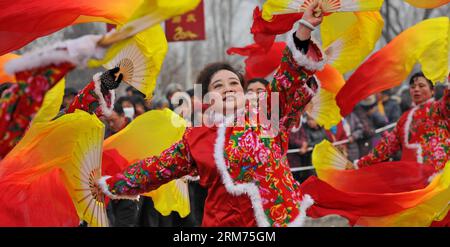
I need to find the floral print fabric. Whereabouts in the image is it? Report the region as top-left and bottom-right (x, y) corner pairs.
(106, 41), (324, 226)
(0, 62), (74, 158)
(358, 89), (450, 172)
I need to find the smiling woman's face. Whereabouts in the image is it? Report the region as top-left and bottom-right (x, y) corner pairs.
(207, 69), (245, 114)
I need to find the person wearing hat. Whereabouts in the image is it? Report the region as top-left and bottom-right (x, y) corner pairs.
(379, 89), (401, 124)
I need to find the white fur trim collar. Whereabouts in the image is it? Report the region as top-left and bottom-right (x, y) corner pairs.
(411, 98), (434, 107)
(286, 28), (326, 72)
(214, 125), (314, 227)
(93, 73), (115, 118)
(404, 107), (423, 163)
(97, 176), (140, 201)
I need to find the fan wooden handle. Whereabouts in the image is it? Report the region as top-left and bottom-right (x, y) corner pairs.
(98, 26), (136, 47)
(97, 11), (163, 47)
(313, 7), (322, 18)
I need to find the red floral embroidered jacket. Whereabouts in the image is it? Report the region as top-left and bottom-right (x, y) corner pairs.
(358, 87), (450, 171)
(66, 73), (114, 118)
(102, 36), (325, 227)
(0, 63), (74, 158)
(0, 65), (113, 159)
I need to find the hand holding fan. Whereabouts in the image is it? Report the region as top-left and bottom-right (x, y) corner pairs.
(61, 115), (109, 227)
(102, 43), (151, 97)
(90, 0), (202, 98)
(312, 139), (355, 171)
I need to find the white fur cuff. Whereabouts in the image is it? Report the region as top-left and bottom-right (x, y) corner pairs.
(286, 29), (326, 72)
(98, 176), (140, 201)
(183, 175), (200, 182)
(288, 194), (315, 227)
(5, 34), (105, 75)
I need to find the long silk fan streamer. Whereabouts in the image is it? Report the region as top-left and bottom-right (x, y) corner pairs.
(251, 7), (301, 51)
(251, 7), (384, 74)
(261, 0), (384, 21)
(322, 11), (384, 74)
(403, 0), (449, 8)
(226, 42), (287, 79)
(0, 0), (144, 55)
(31, 78), (65, 124)
(102, 109), (191, 217)
(306, 87), (342, 129)
(336, 17), (449, 116)
(299, 140), (449, 226)
(0, 111), (104, 226)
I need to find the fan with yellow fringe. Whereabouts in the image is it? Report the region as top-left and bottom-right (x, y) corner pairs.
(90, 0), (202, 99)
(102, 108), (191, 218)
(31, 78), (65, 124)
(312, 139), (354, 172)
(306, 87), (342, 130)
(145, 177), (191, 217)
(322, 11), (384, 74)
(0, 110), (106, 226)
(262, 0), (384, 21)
(60, 111), (109, 227)
(103, 42), (152, 98)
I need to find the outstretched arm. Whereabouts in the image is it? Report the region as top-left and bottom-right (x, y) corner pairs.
(66, 67), (123, 118)
(98, 132), (197, 199)
(357, 126), (402, 168)
(0, 35), (106, 158)
(266, 2), (326, 132)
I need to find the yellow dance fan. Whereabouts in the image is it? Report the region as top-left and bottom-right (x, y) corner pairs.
(60, 111), (108, 227)
(312, 139), (354, 171)
(0, 110), (106, 226)
(103, 43), (151, 96)
(322, 11), (384, 74)
(306, 87), (342, 130)
(262, 0), (383, 21)
(32, 78), (65, 124)
(90, 0), (201, 99)
(103, 109), (191, 218)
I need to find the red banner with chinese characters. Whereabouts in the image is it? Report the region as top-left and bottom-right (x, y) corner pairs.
(165, 0), (205, 42)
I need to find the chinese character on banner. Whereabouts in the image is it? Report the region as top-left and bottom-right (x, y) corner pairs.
(165, 0), (205, 42)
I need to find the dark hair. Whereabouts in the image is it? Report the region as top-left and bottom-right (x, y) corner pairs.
(196, 62), (244, 97)
(130, 95), (145, 106)
(409, 72), (433, 89)
(113, 102), (124, 115)
(186, 88), (195, 98)
(246, 78), (269, 90)
(117, 96), (132, 106)
(64, 87), (78, 97)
